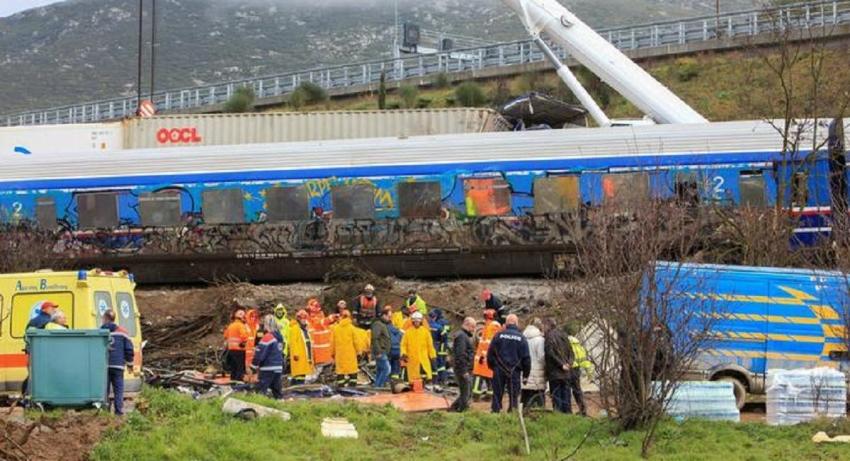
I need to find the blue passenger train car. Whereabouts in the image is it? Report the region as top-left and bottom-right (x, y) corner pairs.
(0, 119), (846, 239)
(655, 261), (849, 408)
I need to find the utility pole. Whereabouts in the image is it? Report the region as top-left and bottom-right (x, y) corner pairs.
(136, 0), (144, 114)
(150, 0), (157, 100)
(393, 0), (399, 59)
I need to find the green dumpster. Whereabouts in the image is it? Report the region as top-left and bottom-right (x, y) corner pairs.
(26, 329), (109, 407)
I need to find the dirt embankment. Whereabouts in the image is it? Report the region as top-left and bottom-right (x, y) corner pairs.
(0, 411), (116, 461)
(137, 277), (557, 370)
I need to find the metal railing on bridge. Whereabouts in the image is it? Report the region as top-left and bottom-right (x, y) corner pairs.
(3, 0), (849, 127)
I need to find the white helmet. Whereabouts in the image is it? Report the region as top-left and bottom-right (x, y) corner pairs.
(364, 284), (375, 292)
(411, 312), (424, 320)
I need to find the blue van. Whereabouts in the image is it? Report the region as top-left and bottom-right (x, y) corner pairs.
(655, 262), (848, 408)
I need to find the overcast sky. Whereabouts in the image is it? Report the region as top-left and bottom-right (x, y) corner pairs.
(0, 0), (66, 17)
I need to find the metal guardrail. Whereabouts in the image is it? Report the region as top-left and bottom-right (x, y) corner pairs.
(3, 0), (849, 127)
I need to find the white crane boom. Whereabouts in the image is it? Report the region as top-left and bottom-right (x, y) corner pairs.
(501, 0), (708, 125)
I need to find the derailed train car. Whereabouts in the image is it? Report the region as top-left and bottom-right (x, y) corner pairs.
(0, 119), (847, 282)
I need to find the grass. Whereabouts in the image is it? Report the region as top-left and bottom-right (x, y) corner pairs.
(90, 388), (850, 461)
(260, 48), (849, 123)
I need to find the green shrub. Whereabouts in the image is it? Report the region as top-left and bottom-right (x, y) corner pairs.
(297, 81), (329, 103)
(676, 57), (700, 82)
(223, 86), (255, 113)
(288, 89), (306, 109)
(386, 101), (401, 110)
(398, 84), (419, 109)
(432, 72), (451, 89)
(416, 97), (432, 109)
(454, 82), (487, 107)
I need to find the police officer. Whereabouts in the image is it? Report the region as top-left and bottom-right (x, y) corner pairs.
(486, 314), (530, 413)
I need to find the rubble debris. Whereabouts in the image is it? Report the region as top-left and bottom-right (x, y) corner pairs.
(321, 418), (358, 439)
(0, 412), (115, 461)
(222, 398), (291, 421)
(812, 431), (850, 443)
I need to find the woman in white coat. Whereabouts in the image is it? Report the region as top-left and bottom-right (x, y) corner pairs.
(521, 318), (547, 407)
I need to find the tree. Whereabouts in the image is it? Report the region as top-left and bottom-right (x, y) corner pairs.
(378, 71), (387, 110)
(223, 86), (255, 113)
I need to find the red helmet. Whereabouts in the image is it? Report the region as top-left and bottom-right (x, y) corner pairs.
(484, 309), (496, 321)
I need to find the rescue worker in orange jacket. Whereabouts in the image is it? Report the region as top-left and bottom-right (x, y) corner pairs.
(472, 309), (502, 399)
(288, 310), (314, 385)
(400, 312), (437, 383)
(352, 284), (380, 328)
(306, 298), (334, 370)
(330, 310), (364, 387)
(224, 308), (251, 382)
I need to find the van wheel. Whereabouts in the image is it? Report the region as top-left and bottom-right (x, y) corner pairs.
(717, 377), (746, 410)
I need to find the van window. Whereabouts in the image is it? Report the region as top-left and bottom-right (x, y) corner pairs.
(11, 292), (74, 338)
(116, 293), (137, 337)
(94, 291), (113, 319)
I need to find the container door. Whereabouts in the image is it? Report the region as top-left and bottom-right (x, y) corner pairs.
(765, 281), (824, 373)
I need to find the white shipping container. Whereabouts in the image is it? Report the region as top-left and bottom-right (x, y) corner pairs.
(0, 123), (123, 158)
(122, 109), (510, 149)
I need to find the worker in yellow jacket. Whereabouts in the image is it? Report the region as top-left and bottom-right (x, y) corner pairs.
(288, 310), (314, 385)
(331, 310), (364, 387)
(400, 312), (436, 383)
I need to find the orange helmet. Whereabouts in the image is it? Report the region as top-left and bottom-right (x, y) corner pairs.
(296, 309), (309, 320)
(484, 309), (496, 321)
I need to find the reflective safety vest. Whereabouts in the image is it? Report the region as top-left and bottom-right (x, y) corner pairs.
(357, 295), (379, 324)
(224, 320), (250, 351)
(472, 320), (501, 378)
(308, 313), (334, 365)
(274, 315), (290, 354)
(569, 335), (592, 371)
(404, 295), (428, 316)
(391, 311), (407, 330)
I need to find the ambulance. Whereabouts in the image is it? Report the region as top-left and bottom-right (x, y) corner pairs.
(0, 269), (143, 395)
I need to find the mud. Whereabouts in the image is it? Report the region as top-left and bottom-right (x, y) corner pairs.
(0, 410), (116, 461)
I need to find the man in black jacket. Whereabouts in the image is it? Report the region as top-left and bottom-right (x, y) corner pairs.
(450, 317), (476, 412)
(545, 321), (583, 414)
(487, 314), (531, 413)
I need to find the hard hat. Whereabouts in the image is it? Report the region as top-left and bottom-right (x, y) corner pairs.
(364, 284), (375, 292)
(296, 309), (309, 320)
(411, 312), (424, 321)
(484, 309), (496, 321)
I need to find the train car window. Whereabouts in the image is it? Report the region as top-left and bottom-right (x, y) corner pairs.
(139, 191), (182, 227)
(398, 182), (442, 218)
(534, 176), (580, 214)
(792, 171), (809, 208)
(464, 178), (511, 216)
(76, 192), (119, 229)
(202, 189), (245, 224)
(332, 184), (376, 220)
(674, 172), (700, 205)
(35, 197), (56, 229)
(601, 172), (649, 209)
(266, 186), (310, 222)
(739, 171), (767, 207)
